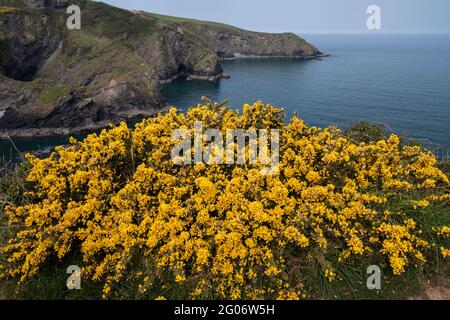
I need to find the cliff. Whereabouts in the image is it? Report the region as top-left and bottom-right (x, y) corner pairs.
(0, 0), (323, 137)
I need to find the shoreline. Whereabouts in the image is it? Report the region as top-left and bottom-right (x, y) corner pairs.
(222, 53), (330, 61)
(2, 54), (328, 139)
(160, 72), (231, 85)
(0, 106), (171, 139)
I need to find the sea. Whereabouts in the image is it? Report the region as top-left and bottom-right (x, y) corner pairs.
(2, 34), (450, 161)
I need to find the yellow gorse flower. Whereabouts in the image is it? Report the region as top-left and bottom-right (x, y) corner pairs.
(0, 101), (449, 299)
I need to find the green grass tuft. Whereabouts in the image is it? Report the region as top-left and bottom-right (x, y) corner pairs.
(36, 84), (70, 107)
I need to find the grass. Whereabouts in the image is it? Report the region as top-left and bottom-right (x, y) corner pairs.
(0, 0), (27, 9)
(36, 84), (71, 108)
(0, 6), (16, 14)
(80, 1), (160, 41)
(145, 12), (241, 31)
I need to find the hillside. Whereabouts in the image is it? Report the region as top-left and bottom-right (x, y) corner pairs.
(0, 0), (323, 137)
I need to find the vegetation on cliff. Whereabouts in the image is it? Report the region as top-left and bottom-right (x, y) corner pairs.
(0, 101), (448, 299)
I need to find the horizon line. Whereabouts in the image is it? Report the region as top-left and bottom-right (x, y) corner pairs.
(98, 3), (450, 36)
(295, 32), (450, 35)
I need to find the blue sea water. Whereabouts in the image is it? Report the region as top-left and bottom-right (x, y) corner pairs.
(164, 34), (450, 152)
(1, 34), (450, 161)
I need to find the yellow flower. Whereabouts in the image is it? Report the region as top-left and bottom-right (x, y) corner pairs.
(441, 247), (450, 258)
(175, 274), (186, 283)
(1, 100), (448, 299)
(324, 268), (336, 282)
(434, 226), (450, 237)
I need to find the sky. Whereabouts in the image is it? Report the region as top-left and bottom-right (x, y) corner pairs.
(99, 0), (450, 34)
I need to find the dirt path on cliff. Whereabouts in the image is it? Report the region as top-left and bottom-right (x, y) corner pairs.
(409, 277), (450, 300)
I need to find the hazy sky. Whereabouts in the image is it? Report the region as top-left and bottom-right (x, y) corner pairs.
(100, 0), (450, 34)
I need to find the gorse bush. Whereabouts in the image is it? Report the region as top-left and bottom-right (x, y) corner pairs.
(1, 101), (449, 299)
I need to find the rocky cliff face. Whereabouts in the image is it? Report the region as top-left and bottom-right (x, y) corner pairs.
(0, 0), (323, 137)
(162, 15), (320, 60)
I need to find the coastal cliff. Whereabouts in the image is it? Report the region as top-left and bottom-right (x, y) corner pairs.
(0, 0), (323, 137)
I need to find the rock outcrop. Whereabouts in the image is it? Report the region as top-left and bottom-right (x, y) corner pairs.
(0, 0), (323, 137)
